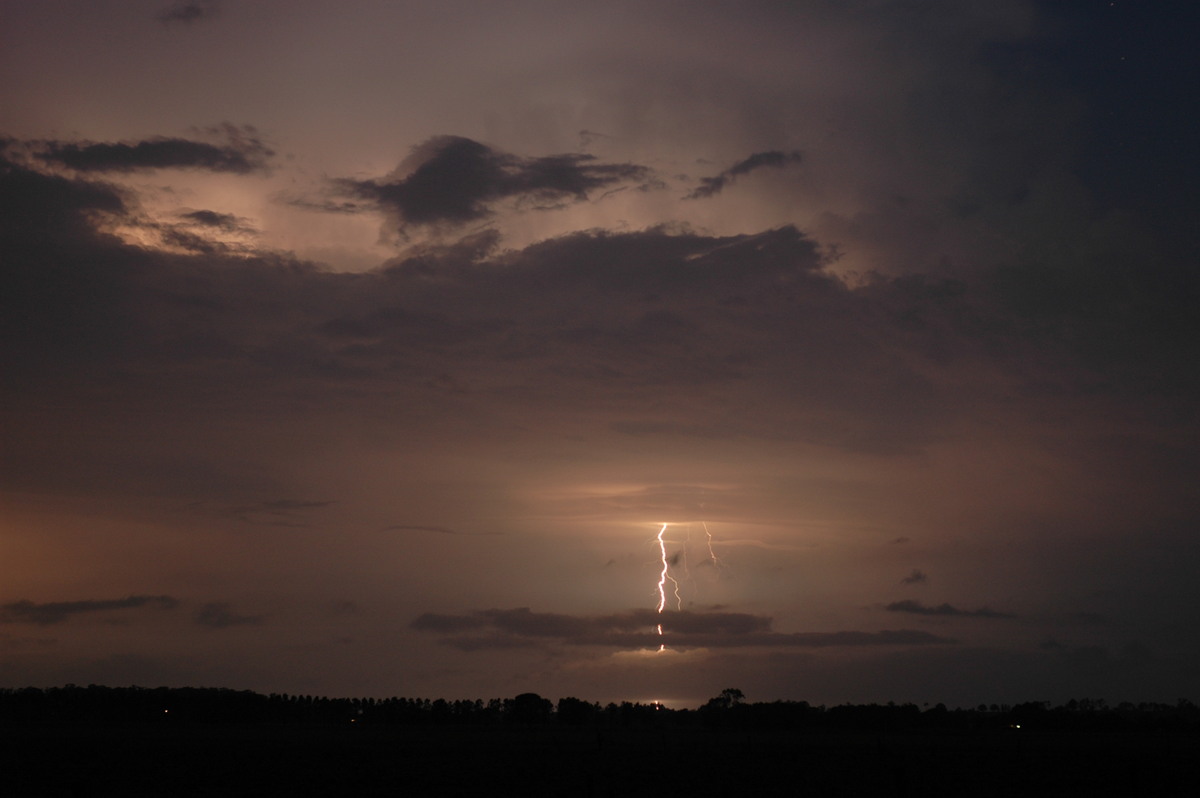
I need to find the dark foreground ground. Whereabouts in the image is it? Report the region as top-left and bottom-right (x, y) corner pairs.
(3, 721), (1197, 797)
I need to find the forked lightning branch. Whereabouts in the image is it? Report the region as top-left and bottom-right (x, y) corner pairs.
(652, 522), (720, 651)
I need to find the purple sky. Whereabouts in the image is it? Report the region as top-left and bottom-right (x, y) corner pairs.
(2, 0), (1199, 707)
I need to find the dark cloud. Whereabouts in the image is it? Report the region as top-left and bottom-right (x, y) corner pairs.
(334, 135), (651, 235)
(0, 147), (1045, 477)
(155, 226), (241, 256)
(195, 602), (262, 629)
(411, 607), (771, 638)
(0, 134), (1074, 434)
(885, 600), (1014, 619)
(413, 607), (954, 650)
(686, 150), (803, 199)
(4, 131), (1197, 523)
(0, 149), (127, 239)
(37, 126), (271, 174)
(179, 209), (254, 233)
(0, 596), (178, 625)
(157, 1), (219, 25)
(0, 151), (134, 366)
(900, 569), (928, 585)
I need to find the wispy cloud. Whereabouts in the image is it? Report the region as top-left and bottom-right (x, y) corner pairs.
(686, 150), (802, 199)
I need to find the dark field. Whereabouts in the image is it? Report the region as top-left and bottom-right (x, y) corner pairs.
(3, 721), (1197, 797)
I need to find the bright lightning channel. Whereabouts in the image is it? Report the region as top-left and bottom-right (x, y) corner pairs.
(702, 520), (720, 567)
(655, 523), (681, 651)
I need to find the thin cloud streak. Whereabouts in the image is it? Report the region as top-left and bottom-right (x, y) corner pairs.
(0, 596), (179, 626)
(35, 127), (271, 174)
(413, 607), (956, 650)
(686, 150), (803, 199)
(885, 600), (1015, 619)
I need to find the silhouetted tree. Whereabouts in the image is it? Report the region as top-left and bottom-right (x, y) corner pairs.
(556, 696), (598, 726)
(505, 692), (553, 725)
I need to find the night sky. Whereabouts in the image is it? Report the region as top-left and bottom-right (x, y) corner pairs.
(3, 0), (1199, 708)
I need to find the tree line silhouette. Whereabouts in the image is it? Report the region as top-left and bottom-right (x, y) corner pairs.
(2, 684), (1197, 734)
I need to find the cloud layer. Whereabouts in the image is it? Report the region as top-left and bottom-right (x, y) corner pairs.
(412, 607), (955, 650)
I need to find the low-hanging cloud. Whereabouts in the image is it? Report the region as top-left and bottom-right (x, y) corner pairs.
(0, 596), (179, 625)
(412, 607), (955, 650)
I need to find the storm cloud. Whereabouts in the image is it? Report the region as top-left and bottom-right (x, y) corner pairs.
(3, 0), (1199, 708)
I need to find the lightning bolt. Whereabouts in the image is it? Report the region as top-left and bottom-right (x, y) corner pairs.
(649, 520), (720, 651)
(655, 523), (681, 651)
(702, 520), (721, 567)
